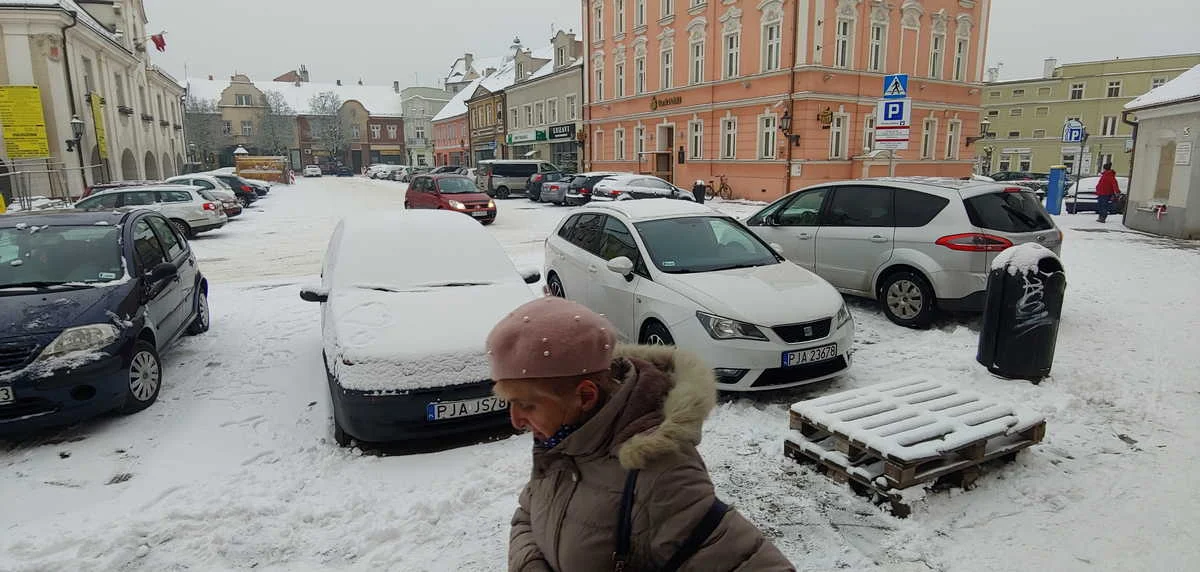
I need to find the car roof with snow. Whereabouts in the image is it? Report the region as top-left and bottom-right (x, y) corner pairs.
(0, 209), (135, 227)
(800, 177), (1032, 199)
(86, 184), (204, 197)
(587, 199), (717, 222)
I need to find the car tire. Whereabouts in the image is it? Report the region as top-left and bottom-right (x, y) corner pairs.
(1065, 203), (1077, 214)
(547, 272), (565, 298)
(640, 321), (675, 346)
(495, 186), (511, 200)
(879, 271), (936, 329)
(186, 290), (210, 335)
(481, 220), (494, 226)
(170, 219), (193, 239)
(119, 340), (162, 414)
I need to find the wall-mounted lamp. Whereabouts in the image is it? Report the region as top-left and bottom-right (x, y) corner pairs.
(966, 118), (993, 147)
(64, 115), (85, 152)
(778, 109), (800, 146)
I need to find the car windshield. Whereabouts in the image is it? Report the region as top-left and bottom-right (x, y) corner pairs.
(634, 216), (779, 274)
(0, 225), (124, 289)
(437, 178), (477, 194)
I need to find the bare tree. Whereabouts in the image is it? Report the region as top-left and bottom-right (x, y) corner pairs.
(308, 91), (351, 164)
(254, 91), (297, 155)
(183, 95), (228, 167)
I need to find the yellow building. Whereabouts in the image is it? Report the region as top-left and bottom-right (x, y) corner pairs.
(981, 54), (1200, 177)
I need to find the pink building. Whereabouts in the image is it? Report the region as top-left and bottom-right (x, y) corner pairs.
(583, 0), (992, 200)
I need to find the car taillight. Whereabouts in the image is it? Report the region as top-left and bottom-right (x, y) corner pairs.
(935, 233), (1013, 252)
(582, 188), (592, 195)
(242, 185), (252, 192)
(203, 202), (219, 211)
(532, 174), (543, 183)
(1003, 187), (1025, 193)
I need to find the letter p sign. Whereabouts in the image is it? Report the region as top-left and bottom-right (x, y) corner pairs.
(884, 101), (906, 122)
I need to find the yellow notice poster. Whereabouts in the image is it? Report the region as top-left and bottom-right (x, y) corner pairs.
(90, 92), (107, 159)
(0, 85), (51, 159)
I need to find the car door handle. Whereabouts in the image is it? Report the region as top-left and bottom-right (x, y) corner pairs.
(796, 232), (812, 240)
(587, 265), (599, 273)
(869, 235), (890, 243)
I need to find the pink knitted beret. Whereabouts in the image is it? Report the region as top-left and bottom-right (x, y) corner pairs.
(487, 297), (617, 381)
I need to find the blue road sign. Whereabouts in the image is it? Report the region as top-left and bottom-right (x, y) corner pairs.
(1062, 120), (1085, 143)
(883, 74), (909, 99)
(883, 101), (906, 122)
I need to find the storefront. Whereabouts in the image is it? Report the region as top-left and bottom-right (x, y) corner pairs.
(474, 141), (496, 163)
(370, 144), (405, 165)
(507, 129), (546, 160)
(548, 123), (579, 171)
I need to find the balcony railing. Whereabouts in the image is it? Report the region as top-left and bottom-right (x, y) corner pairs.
(406, 137), (429, 147)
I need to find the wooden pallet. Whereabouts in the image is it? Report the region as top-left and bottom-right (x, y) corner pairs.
(784, 378), (1046, 515)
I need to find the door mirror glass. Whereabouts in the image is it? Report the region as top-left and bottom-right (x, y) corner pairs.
(148, 261), (177, 282)
(299, 284), (329, 303)
(606, 256), (635, 276)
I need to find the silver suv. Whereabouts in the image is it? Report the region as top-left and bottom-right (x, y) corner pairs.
(745, 177), (1062, 328)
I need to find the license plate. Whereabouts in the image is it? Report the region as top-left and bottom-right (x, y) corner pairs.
(781, 344), (838, 368)
(426, 396), (508, 421)
(471, 211), (489, 218)
(0, 386), (13, 405)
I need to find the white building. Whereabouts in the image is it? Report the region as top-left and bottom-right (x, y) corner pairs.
(399, 86), (452, 167)
(0, 0), (185, 201)
(1124, 64), (1200, 239)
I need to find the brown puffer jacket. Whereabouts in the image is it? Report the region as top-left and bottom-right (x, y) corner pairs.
(509, 345), (795, 572)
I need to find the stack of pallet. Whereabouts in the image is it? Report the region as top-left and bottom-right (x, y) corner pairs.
(784, 378), (1046, 516)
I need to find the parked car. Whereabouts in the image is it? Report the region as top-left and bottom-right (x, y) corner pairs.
(527, 170), (568, 202)
(539, 176), (576, 206)
(405, 174), (497, 225)
(239, 178), (271, 196)
(197, 173), (268, 203)
(74, 185), (228, 238)
(303, 165), (323, 177)
(0, 208), (210, 436)
(564, 172), (625, 206)
(81, 180), (160, 199)
(198, 188), (243, 219)
(1064, 176), (1129, 214)
(166, 174), (256, 207)
(430, 165), (463, 175)
(475, 160), (560, 199)
(544, 200), (852, 391)
(365, 164), (390, 179)
(335, 166), (354, 177)
(745, 177), (1062, 328)
(591, 174), (695, 202)
(373, 165), (405, 180)
(298, 210), (541, 445)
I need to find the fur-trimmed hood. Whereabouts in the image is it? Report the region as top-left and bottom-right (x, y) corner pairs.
(540, 344), (718, 470)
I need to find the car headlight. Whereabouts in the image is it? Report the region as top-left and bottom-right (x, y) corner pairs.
(835, 303), (853, 329)
(447, 200), (467, 210)
(487, 200), (495, 209)
(696, 311), (768, 341)
(37, 324), (120, 361)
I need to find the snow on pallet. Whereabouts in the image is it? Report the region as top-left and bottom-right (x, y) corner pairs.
(784, 378), (1046, 515)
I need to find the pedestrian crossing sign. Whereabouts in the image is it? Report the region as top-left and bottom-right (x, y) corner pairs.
(883, 74), (909, 99)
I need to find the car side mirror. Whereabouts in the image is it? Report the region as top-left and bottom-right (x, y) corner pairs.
(148, 262), (177, 282)
(299, 284), (329, 303)
(606, 256), (635, 277)
(519, 267), (542, 285)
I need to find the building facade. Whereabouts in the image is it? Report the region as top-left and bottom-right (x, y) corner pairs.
(400, 87), (452, 167)
(982, 54), (1200, 177)
(432, 110), (470, 167)
(583, 0), (990, 199)
(0, 0), (185, 201)
(466, 76), (509, 163)
(505, 31), (584, 171)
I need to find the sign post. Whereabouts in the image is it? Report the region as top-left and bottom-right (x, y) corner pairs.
(1062, 120), (1087, 212)
(875, 74), (911, 153)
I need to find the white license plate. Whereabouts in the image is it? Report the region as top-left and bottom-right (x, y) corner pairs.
(781, 344), (838, 368)
(471, 211), (489, 217)
(0, 386), (13, 405)
(426, 396), (508, 421)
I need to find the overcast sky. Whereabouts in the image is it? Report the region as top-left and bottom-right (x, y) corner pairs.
(146, 0), (1200, 87)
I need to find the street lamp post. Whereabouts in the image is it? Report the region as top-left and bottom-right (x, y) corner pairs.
(65, 115), (87, 189)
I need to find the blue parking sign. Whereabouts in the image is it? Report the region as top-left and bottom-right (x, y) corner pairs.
(883, 101), (906, 122)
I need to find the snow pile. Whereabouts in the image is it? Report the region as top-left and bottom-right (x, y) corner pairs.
(0, 350), (107, 384)
(991, 243), (1060, 275)
(1125, 63), (1200, 110)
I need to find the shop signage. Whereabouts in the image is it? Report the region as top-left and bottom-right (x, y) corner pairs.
(549, 124), (577, 141)
(507, 129), (547, 144)
(650, 95), (683, 111)
(89, 92), (107, 159)
(0, 85), (50, 159)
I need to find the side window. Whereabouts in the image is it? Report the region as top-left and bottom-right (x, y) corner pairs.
(557, 214), (581, 240)
(599, 216), (646, 274)
(194, 179), (215, 190)
(147, 216), (185, 259)
(823, 186), (894, 227)
(569, 213), (606, 255)
(122, 190), (159, 206)
(894, 189), (950, 228)
(133, 219), (167, 270)
(643, 178), (673, 190)
(159, 191), (192, 203)
(778, 188), (831, 226)
(79, 193), (121, 209)
(540, 163), (558, 173)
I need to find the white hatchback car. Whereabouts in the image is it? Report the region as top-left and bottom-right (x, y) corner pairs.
(303, 165), (323, 177)
(74, 185), (227, 238)
(545, 200), (853, 391)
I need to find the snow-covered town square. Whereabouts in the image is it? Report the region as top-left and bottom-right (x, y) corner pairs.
(4, 0), (1200, 571)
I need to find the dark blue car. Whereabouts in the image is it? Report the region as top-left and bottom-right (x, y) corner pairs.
(0, 209), (210, 436)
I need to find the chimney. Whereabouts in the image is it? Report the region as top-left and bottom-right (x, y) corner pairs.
(1043, 58), (1058, 79)
(463, 53), (474, 72)
(985, 66), (1000, 83)
(299, 64), (310, 82)
(336, 79), (342, 86)
(357, 79), (363, 86)
(208, 74), (213, 80)
(393, 81), (400, 93)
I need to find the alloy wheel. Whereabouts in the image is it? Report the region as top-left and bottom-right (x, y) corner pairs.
(886, 280), (924, 319)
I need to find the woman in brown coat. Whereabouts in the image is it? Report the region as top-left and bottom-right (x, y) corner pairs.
(487, 297), (794, 572)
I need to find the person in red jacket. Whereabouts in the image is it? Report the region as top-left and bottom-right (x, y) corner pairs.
(1095, 163), (1122, 222)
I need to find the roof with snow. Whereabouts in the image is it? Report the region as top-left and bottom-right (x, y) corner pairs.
(1, 0), (120, 42)
(186, 77), (405, 117)
(1125, 64), (1200, 111)
(432, 77), (484, 122)
(446, 55), (506, 85)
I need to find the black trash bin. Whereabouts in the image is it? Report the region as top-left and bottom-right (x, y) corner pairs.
(692, 180), (707, 204)
(976, 244), (1067, 383)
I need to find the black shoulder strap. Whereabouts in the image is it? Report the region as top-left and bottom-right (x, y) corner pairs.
(613, 469), (640, 571)
(661, 499), (731, 572)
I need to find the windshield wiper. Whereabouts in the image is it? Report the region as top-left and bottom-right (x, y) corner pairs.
(711, 262), (770, 272)
(0, 281), (72, 290)
(418, 281), (493, 288)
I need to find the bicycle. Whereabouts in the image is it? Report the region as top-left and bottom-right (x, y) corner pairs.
(705, 174), (733, 200)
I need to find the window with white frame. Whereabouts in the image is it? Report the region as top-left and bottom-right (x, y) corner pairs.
(1061, 153), (1076, 171)
(1007, 130), (1020, 138)
(616, 0), (626, 35)
(689, 119), (703, 159)
(509, 107), (517, 127)
(594, 130), (604, 161)
(661, 47), (674, 89)
(614, 127), (626, 160)
(835, 18), (853, 68)
(1038, 87), (1052, 97)
(945, 121), (961, 160)
(595, 66), (605, 101)
(241, 120), (253, 136)
(535, 102), (545, 125)
(661, 0), (673, 19)
(998, 154), (1011, 171)
(235, 94), (253, 106)
(635, 125), (645, 155)
(953, 38), (968, 81)
(635, 55), (646, 94)
(921, 118), (937, 159)
(829, 114), (847, 159)
(690, 39), (704, 84)
(1070, 83), (1084, 100)
(762, 15), (782, 72)
(1010, 108), (1023, 117)
(1035, 106), (1049, 117)
(387, 125), (397, 139)
(1106, 81), (1122, 98)
(1032, 129), (1046, 138)
(723, 31), (740, 79)
(1101, 115), (1118, 136)
(557, 46), (567, 68)
(1018, 153), (1031, 171)
(758, 114), (777, 159)
(548, 99), (559, 123)
(370, 124), (381, 139)
(524, 105), (533, 127)
(1151, 77), (1167, 90)
(635, 0), (646, 27)
(594, 3), (604, 40)
(930, 33), (945, 78)
(1099, 153), (1113, 169)
(691, 0), (703, 6)
(868, 23), (886, 72)
(616, 62), (626, 96)
(720, 117), (737, 159)
(864, 116), (877, 151)
(566, 94), (577, 119)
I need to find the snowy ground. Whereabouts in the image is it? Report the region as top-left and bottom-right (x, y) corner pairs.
(2, 176), (1198, 571)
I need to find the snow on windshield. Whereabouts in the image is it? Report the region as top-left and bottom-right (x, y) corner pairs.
(0, 225), (124, 287)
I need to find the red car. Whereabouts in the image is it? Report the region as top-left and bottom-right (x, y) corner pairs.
(404, 174), (497, 225)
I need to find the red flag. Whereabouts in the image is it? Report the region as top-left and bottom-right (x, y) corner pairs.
(150, 33), (166, 52)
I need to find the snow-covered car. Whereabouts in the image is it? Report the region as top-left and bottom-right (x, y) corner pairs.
(74, 185), (227, 238)
(545, 200), (853, 391)
(590, 174), (696, 202)
(0, 209), (210, 436)
(1064, 176), (1129, 214)
(303, 165), (322, 177)
(299, 210), (542, 446)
